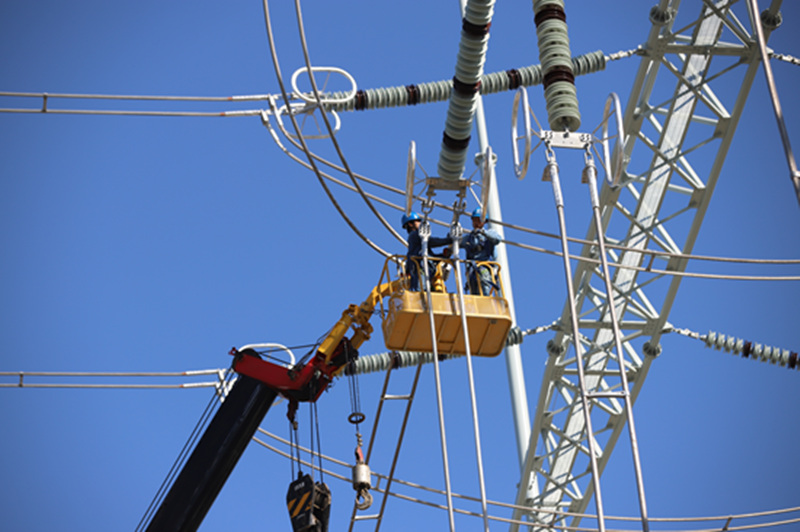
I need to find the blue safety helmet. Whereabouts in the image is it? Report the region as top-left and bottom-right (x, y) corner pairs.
(401, 211), (422, 229)
(471, 207), (483, 219)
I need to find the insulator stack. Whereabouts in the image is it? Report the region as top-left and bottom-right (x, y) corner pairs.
(347, 325), (528, 376)
(345, 351), (457, 375)
(323, 51), (606, 112)
(437, 0), (496, 181)
(704, 331), (798, 371)
(505, 325), (524, 347)
(533, 0), (581, 132)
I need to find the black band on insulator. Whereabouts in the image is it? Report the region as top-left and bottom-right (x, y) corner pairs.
(354, 90), (368, 111)
(542, 67), (575, 89)
(506, 69), (521, 90)
(442, 131), (471, 151)
(789, 351), (798, 369)
(742, 341), (752, 358)
(406, 84), (419, 105)
(462, 18), (491, 37)
(452, 76), (481, 96)
(534, 5), (567, 27)
(391, 352), (401, 370)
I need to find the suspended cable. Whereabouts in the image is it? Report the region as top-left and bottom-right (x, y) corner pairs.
(238, 100), (800, 272)
(745, 0), (800, 207)
(255, 105), (800, 281)
(541, 145), (608, 532)
(261, 0), (391, 258)
(419, 215), (457, 531)
(0, 369), (229, 389)
(499, 234), (800, 282)
(0, 90), (273, 102)
(446, 197), (490, 531)
(582, 148), (650, 531)
(0, 49), (606, 116)
(264, 115), (800, 276)
(254, 428), (800, 531)
(291, 0), (407, 248)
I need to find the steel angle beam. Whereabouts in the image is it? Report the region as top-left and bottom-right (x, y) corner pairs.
(512, 1), (784, 530)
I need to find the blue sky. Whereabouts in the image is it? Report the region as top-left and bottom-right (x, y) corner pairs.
(1, 1), (799, 531)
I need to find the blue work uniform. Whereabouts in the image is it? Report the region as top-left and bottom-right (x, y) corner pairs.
(406, 229), (450, 291)
(460, 226), (501, 295)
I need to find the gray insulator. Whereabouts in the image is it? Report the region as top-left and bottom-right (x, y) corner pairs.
(761, 9), (783, 31)
(546, 339), (566, 357)
(704, 330), (798, 370)
(505, 325), (524, 347)
(533, 0), (581, 132)
(346, 326), (526, 377)
(643, 341), (662, 358)
(323, 51), (604, 113)
(544, 82), (580, 132)
(649, 6), (675, 26)
(436, 0), (496, 181)
(345, 351), (460, 376)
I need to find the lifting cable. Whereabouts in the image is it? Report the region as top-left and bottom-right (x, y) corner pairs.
(347, 353), (424, 529)
(344, 336), (373, 512)
(289, 406), (301, 479)
(311, 402), (324, 483)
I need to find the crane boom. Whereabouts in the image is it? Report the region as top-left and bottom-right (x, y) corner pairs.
(145, 375), (278, 531)
(141, 279), (402, 531)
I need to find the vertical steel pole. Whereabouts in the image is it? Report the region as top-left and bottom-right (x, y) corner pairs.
(474, 89), (532, 469)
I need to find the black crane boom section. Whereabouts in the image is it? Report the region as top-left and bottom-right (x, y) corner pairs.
(145, 375), (278, 532)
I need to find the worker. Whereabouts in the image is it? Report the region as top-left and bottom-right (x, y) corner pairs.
(458, 208), (502, 296)
(402, 212), (451, 291)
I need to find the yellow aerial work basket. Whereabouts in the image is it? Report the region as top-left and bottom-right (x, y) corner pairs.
(377, 255), (512, 358)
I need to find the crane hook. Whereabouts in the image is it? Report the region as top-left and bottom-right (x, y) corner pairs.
(352, 440), (373, 510)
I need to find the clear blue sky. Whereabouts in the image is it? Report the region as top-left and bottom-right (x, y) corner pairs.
(1, 1), (798, 531)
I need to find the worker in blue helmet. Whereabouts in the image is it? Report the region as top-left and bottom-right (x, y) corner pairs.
(457, 207), (502, 296)
(402, 212), (451, 291)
